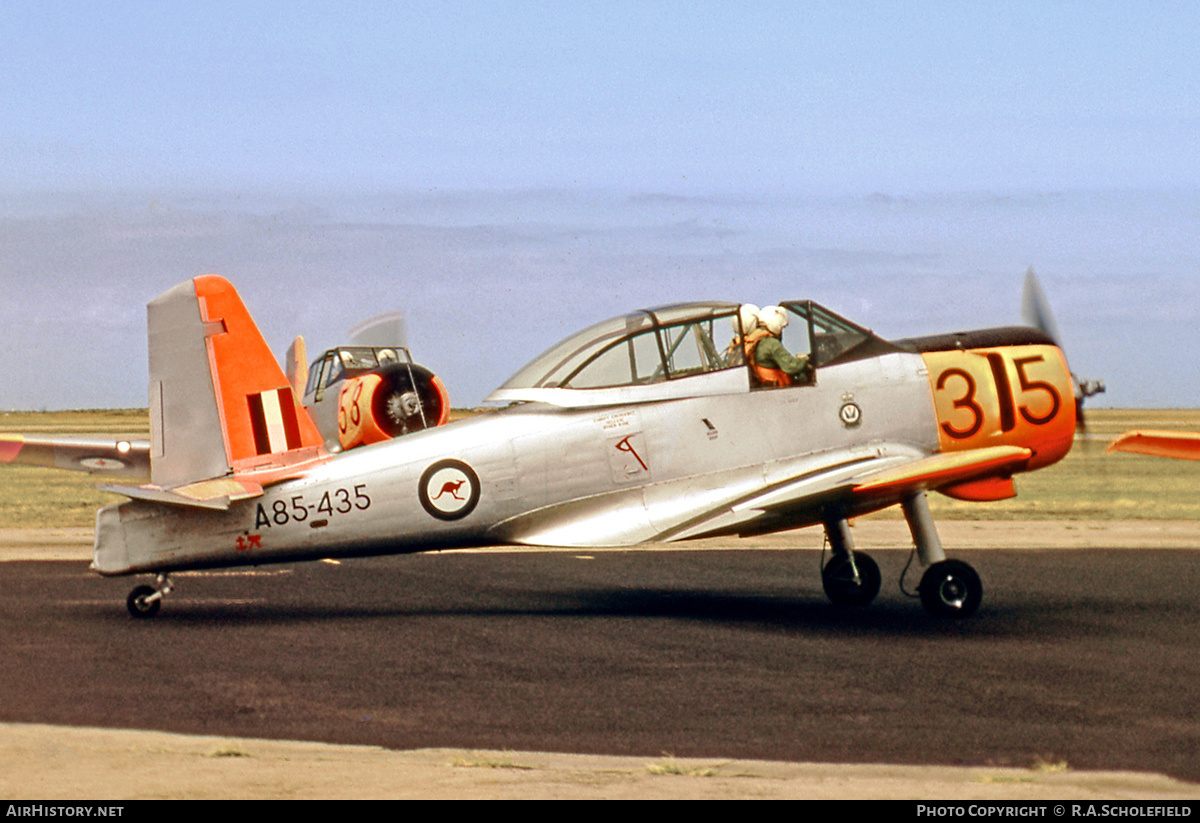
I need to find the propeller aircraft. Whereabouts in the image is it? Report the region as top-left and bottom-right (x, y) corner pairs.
(296, 341), (449, 453)
(2, 274), (1090, 619)
(284, 309), (451, 453)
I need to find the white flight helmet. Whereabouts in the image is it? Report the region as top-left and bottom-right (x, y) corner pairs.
(735, 303), (760, 335)
(758, 305), (789, 336)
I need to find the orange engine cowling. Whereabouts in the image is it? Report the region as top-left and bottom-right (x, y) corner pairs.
(337, 364), (450, 451)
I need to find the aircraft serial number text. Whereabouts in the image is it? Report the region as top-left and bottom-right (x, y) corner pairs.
(254, 485), (372, 528)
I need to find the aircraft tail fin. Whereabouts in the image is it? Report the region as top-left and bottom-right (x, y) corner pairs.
(148, 276), (325, 492)
(285, 335), (309, 398)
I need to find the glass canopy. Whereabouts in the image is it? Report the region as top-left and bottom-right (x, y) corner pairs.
(488, 300), (894, 406)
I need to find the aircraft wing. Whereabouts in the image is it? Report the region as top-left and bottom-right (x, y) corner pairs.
(491, 443), (1032, 547)
(684, 444), (1032, 537)
(1107, 430), (1200, 461)
(0, 433), (264, 510)
(850, 445), (1031, 500)
(0, 435), (151, 479)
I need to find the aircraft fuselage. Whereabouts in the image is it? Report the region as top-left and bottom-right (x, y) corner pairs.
(93, 340), (1073, 576)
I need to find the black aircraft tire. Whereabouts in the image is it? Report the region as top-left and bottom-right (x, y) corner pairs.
(126, 585), (161, 619)
(822, 552), (881, 607)
(919, 559), (982, 618)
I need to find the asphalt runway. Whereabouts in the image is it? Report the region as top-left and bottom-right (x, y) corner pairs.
(3, 545), (1199, 784)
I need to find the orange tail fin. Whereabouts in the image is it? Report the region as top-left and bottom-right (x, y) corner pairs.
(148, 275), (324, 490)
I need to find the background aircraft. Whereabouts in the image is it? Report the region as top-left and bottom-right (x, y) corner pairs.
(1108, 431), (1200, 460)
(283, 311), (450, 453)
(295, 341), (449, 453)
(2, 274), (1091, 620)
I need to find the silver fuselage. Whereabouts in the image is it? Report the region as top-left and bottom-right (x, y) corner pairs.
(93, 353), (937, 576)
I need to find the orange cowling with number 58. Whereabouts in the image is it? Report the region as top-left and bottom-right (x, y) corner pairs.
(337, 374), (388, 451)
(924, 344), (1076, 472)
(334, 370), (452, 452)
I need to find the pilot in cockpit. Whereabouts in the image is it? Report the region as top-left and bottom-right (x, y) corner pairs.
(724, 303), (761, 365)
(745, 305), (811, 387)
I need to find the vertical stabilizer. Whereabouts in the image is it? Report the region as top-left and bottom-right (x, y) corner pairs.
(148, 276), (324, 489)
(148, 280), (229, 488)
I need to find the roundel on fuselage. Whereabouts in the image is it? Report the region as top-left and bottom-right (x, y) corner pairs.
(418, 459), (480, 520)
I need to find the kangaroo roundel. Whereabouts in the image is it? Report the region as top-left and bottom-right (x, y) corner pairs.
(419, 459), (480, 520)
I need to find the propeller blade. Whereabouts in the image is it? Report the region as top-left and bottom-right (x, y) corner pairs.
(348, 311), (408, 349)
(1021, 267), (1061, 344)
(1019, 268), (1104, 433)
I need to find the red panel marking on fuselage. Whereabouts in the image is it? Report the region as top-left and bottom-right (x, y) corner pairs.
(615, 436), (648, 470)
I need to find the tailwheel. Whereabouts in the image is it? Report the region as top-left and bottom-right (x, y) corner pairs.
(125, 574), (172, 619)
(126, 585), (161, 618)
(918, 559), (982, 618)
(822, 551), (881, 607)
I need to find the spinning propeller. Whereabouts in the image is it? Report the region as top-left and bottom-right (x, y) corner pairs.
(1021, 268), (1105, 431)
(348, 311), (407, 349)
(285, 310), (411, 400)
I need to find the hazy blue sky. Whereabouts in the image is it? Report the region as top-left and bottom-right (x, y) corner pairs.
(6, 1), (1197, 194)
(1, 2), (1197, 408)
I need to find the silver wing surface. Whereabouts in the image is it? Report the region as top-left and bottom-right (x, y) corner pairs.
(488, 443), (1031, 547)
(0, 435), (151, 480)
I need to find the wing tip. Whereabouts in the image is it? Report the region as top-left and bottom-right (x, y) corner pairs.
(1108, 430), (1200, 460)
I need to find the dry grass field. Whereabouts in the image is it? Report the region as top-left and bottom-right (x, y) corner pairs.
(0, 409), (150, 528)
(924, 408), (1200, 521)
(2, 408), (1198, 528)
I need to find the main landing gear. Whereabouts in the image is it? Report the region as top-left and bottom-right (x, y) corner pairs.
(917, 559), (982, 617)
(821, 492), (982, 618)
(126, 574), (172, 619)
(820, 517), (881, 607)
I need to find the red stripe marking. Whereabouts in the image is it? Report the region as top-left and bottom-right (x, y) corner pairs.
(278, 387), (303, 450)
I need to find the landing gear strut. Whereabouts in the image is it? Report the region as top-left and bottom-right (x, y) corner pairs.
(821, 494), (983, 617)
(821, 514), (881, 607)
(126, 574), (172, 619)
(903, 492), (982, 618)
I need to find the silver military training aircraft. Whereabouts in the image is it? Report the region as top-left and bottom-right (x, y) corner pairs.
(2, 275), (1087, 619)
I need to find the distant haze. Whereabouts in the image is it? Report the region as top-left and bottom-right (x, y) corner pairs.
(1, 188), (1195, 409)
(3, 3), (1198, 408)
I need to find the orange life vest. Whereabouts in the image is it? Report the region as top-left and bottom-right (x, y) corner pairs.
(742, 329), (794, 388)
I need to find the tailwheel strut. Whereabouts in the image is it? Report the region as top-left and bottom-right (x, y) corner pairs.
(126, 574), (173, 619)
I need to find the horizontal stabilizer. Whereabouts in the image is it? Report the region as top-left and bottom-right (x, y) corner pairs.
(0, 435), (150, 479)
(1108, 430), (1200, 461)
(100, 477), (264, 510)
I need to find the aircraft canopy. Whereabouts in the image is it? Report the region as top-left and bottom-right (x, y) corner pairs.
(487, 300), (892, 407)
